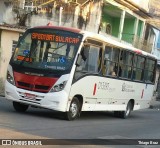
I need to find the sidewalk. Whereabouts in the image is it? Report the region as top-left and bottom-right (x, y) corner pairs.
(0, 91), (4, 97)
(150, 99), (160, 109)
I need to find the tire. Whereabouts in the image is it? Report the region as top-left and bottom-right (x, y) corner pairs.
(65, 97), (80, 121)
(114, 101), (133, 119)
(13, 101), (29, 112)
(120, 101), (133, 119)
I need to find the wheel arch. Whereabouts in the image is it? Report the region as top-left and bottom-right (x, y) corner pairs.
(74, 94), (83, 111)
(129, 99), (135, 110)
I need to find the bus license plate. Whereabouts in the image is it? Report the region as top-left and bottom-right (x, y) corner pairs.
(25, 93), (36, 100)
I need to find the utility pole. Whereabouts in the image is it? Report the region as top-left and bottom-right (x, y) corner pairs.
(59, 7), (63, 26)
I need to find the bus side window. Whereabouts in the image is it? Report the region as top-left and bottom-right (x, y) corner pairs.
(103, 46), (111, 75)
(103, 46), (119, 77)
(119, 50), (133, 79)
(76, 45), (89, 71)
(144, 58), (156, 83)
(133, 55), (145, 81)
(87, 45), (101, 72)
(98, 48), (102, 72)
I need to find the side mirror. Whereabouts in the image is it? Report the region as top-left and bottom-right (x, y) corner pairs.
(19, 36), (22, 40)
(19, 33), (23, 40)
(76, 54), (82, 66)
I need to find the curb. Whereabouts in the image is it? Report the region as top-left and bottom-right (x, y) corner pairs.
(150, 100), (160, 109)
(0, 93), (5, 97)
(150, 104), (160, 109)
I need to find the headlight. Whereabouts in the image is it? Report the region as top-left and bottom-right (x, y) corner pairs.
(50, 81), (67, 92)
(7, 71), (15, 85)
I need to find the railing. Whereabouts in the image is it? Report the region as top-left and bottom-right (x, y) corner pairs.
(133, 35), (153, 53)
(122, 33), (153, 53)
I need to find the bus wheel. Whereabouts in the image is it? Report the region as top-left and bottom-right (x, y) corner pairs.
(120, 101), (132, 119)
(114, 101), (132, 119)
(65, 97), (80, 121)
(13, 101), (29, 112)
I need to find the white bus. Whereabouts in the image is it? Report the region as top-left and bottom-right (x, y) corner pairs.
(5, 25), (157, 120)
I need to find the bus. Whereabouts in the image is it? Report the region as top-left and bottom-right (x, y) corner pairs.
(5, 24), (157, 120)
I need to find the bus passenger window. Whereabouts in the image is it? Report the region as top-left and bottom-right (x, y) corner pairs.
(144, 58), (156, 83)
(103, 46), (119, 77)
(119, 50), (133, 79)
(109, 63), (116, 76)
(132, 55), (145, 81)
(76, 45), (89, 71)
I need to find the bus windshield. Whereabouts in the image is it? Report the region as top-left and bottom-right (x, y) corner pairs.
(11, 28), (82, 74)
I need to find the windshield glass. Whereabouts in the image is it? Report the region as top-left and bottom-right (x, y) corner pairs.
(11, 28), (82, 74)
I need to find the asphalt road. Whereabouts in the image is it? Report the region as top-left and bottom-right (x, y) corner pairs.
(0, 96), (160, 147)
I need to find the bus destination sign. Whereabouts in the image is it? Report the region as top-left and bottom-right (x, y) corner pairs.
(31, 33), (80, 44)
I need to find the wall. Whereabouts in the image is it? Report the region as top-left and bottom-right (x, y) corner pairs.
(149, 0), (160, 16)
(28, 1), (102, 33)
(129, 0), (150, 12)
(0, 0), (6, 23)
(152, 29), (160, 60)
(0, 30), (20, 80)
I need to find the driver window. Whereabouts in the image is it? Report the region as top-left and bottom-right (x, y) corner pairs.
(77, 45), (101, 73)
(76, 44), (90, 71)
(74, 41), (102, 80)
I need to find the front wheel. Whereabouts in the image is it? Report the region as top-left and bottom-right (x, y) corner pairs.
(13, 101), (29, 112)
(65, 97), (80, 121)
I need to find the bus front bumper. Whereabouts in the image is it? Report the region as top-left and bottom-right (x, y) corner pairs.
(5, 81), (69, 112)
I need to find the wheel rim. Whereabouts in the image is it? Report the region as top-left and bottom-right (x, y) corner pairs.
(125, 104), (131, 116)
(70, 102), (78, 118)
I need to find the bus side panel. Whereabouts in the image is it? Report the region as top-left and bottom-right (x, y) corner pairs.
(69, 75), (154, 112)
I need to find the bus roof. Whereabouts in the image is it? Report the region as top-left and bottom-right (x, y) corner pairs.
(33, 25), (81, 34)
(80, 30), (157, 59)
(32, 25), (157, 60)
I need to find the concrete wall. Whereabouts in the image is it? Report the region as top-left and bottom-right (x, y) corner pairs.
(0, 30), (20, 80)
(129, 0), (150, 12)
(0, 0), (6, 23)
(28, 1), (102, 33)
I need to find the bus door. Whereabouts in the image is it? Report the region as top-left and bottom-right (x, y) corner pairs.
(73, 39), (103, 111)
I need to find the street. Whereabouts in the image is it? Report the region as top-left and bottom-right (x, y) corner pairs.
(0, 96), (160, 147)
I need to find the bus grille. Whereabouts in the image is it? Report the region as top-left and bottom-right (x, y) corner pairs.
(17, 81), (50, 93)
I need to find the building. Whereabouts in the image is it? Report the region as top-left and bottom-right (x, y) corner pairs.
(0, 25), (26, 80)
(0, 0), (160, 98)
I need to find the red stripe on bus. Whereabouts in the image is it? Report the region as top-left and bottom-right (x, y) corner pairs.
(13, 72), (58, 93)
(141, 89), (144, 99)
(93, 83), (97, 96)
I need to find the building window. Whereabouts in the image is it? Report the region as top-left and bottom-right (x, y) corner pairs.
(106, 23), (112, 35)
